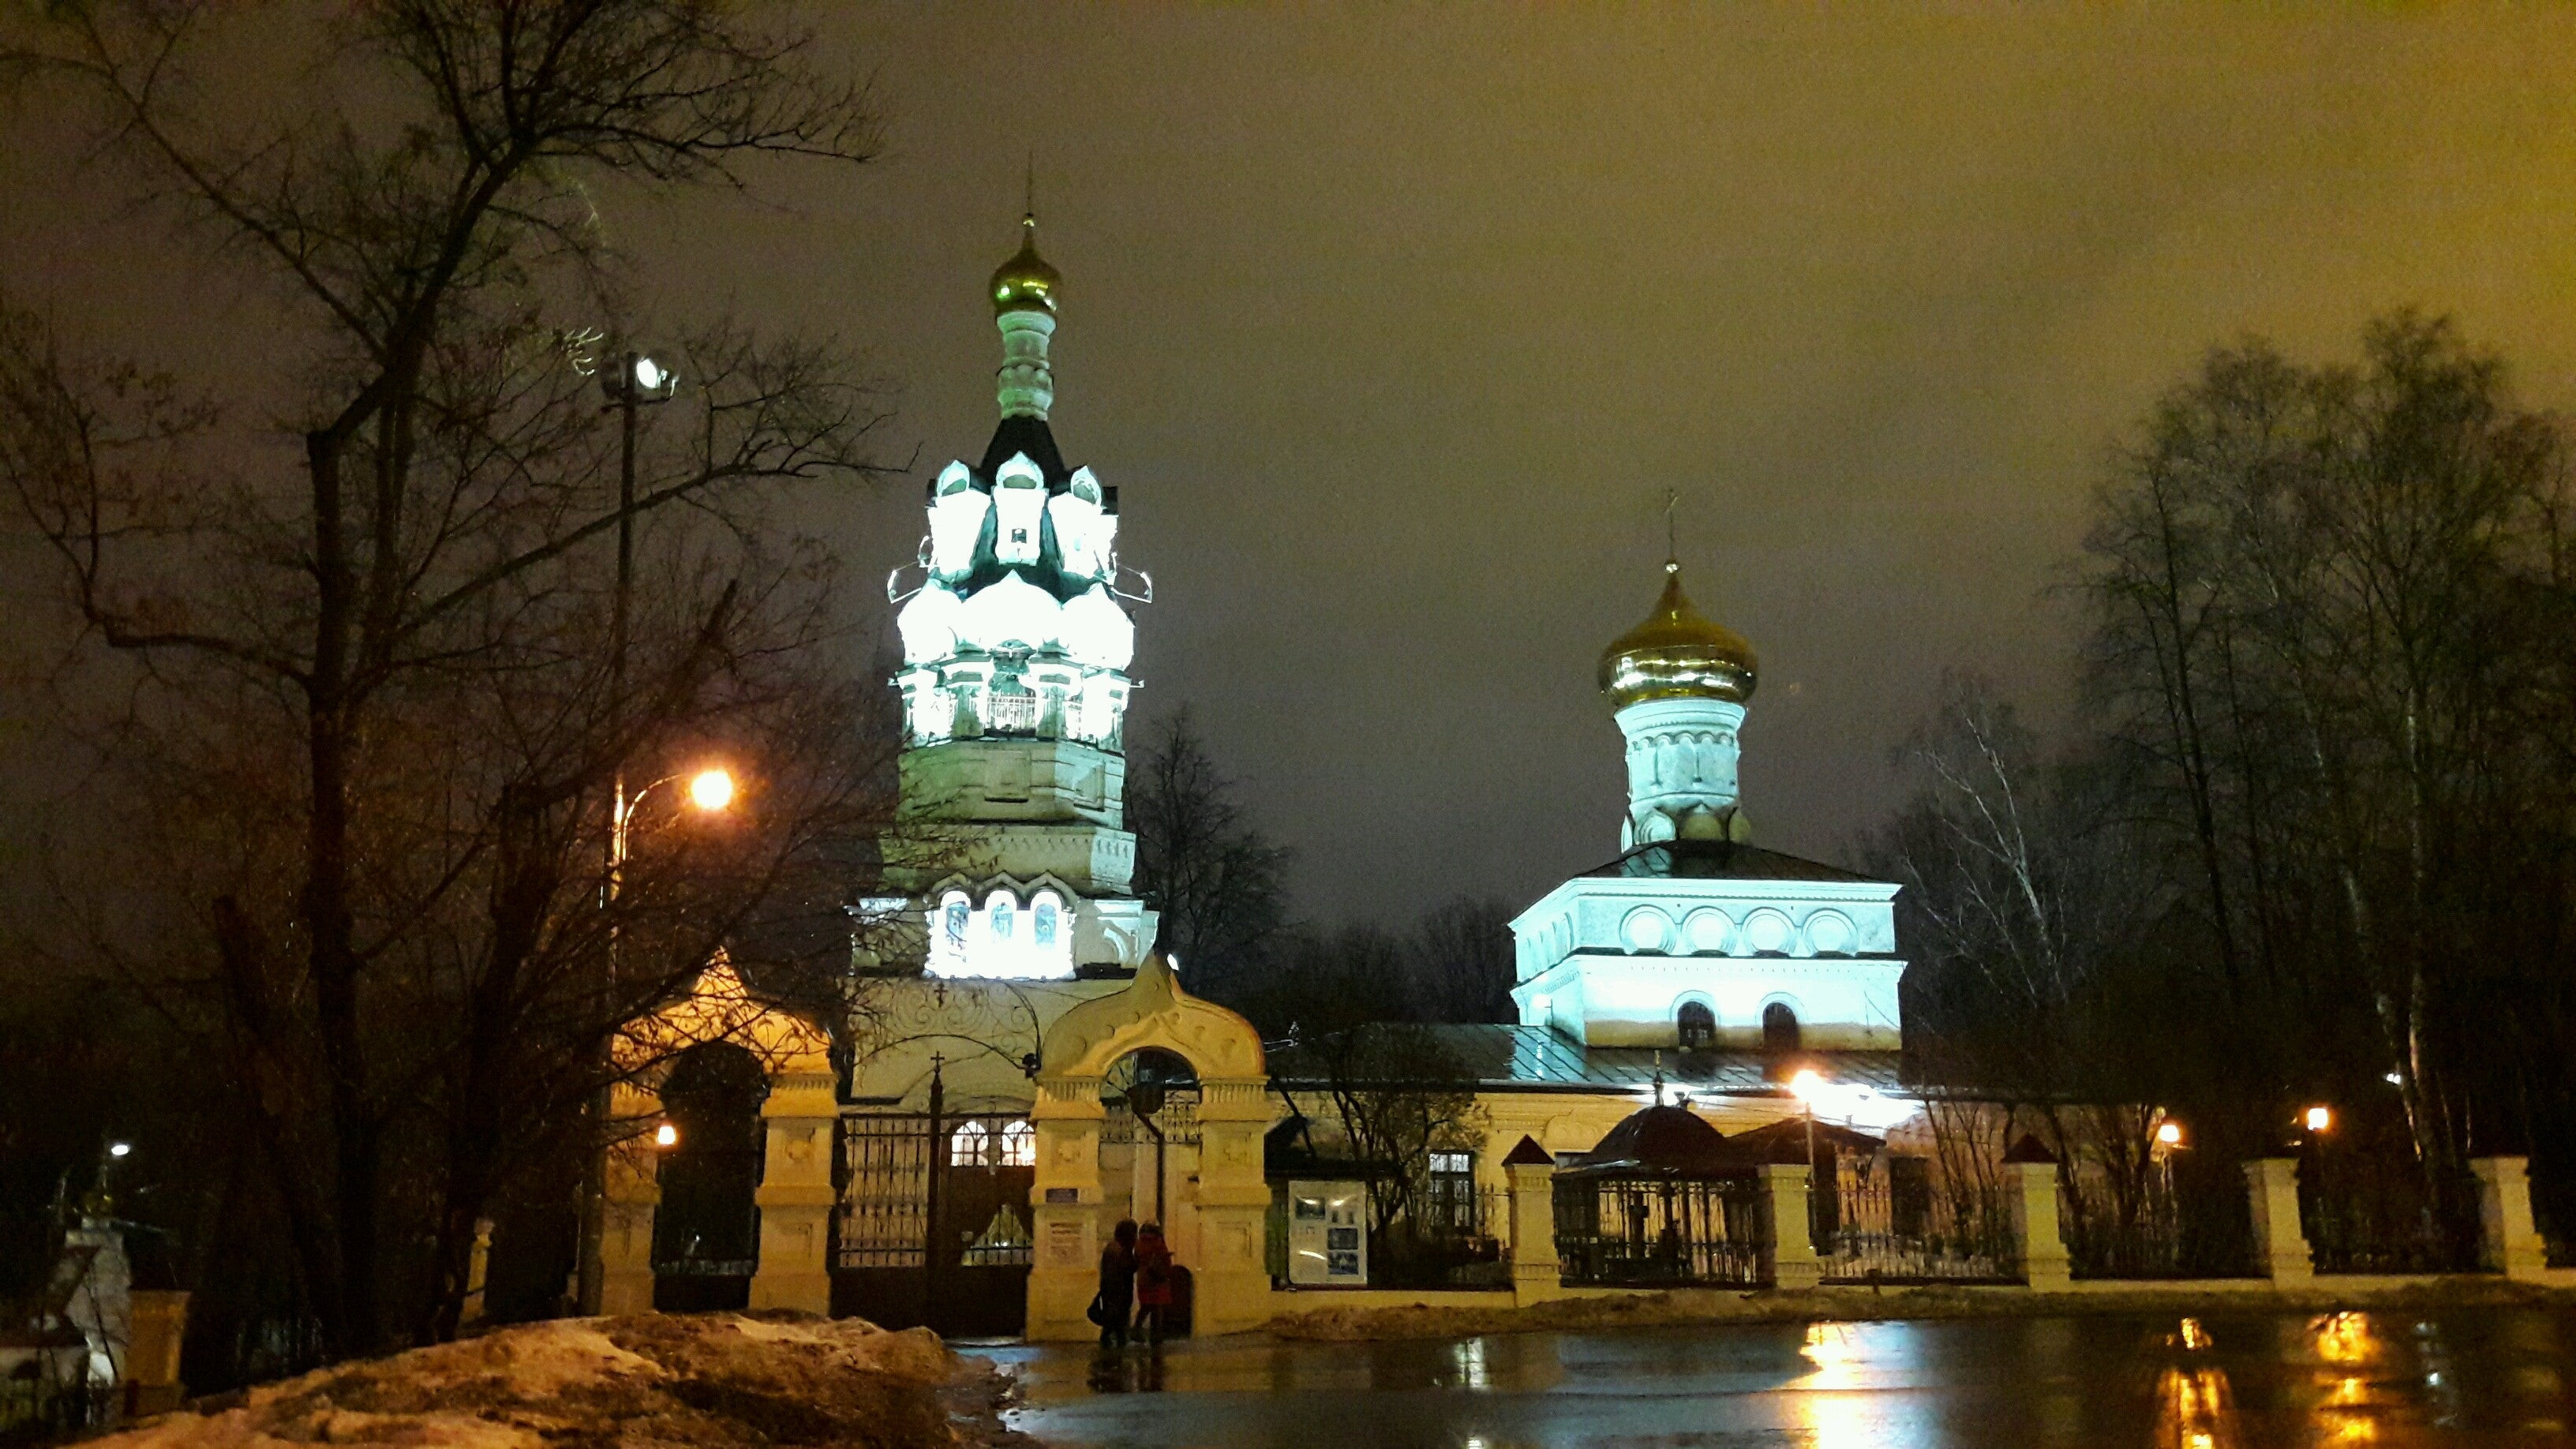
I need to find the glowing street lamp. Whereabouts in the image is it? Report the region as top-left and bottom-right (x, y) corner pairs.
(2156, 1121), (2185, 1148)
(687, 767), (736, 813)
(653, 1121), (680, 1149)
(107, 1141), (132, 1159)
(2304, 1105), (2333, 1134)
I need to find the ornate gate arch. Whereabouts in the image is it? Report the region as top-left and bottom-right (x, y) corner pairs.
(1026, 955), (1274, 1339)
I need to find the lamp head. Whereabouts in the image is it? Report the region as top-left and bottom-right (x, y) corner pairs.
(654, 1121), (680, 1148)
(2155, 1121), (2184, 1148)
(687, 768), (735, 812)
(2304, 1105), (2333, 1133)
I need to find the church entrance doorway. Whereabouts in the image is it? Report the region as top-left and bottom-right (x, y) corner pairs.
(1101, 1048), (1201, 1335)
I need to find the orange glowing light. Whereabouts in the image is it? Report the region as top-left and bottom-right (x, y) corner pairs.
(653, 1121), (679, 1148)
(2305, 1105), (2333, 1133)
(687, 769), (735, 812)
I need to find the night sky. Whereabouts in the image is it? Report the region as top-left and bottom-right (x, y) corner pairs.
(9, 6), (2576, 927)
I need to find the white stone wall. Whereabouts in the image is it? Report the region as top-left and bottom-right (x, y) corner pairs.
(1509, 876), (1905, 1049)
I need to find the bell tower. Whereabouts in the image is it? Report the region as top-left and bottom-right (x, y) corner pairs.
(881, 215), (1160, 979)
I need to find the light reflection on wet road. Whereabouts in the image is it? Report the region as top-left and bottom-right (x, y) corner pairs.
(973, 1309), (2576, 1447)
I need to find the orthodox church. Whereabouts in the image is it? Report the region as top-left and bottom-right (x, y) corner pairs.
(620, 217), (1928, 1335)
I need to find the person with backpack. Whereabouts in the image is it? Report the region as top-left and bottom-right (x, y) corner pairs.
(1133, 1221), (1175, 1346)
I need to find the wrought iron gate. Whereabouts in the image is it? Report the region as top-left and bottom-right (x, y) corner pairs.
(833, 1111), (1035, 1335)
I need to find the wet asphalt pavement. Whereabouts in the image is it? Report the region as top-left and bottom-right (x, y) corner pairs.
(972, 1308), (2576, 1447)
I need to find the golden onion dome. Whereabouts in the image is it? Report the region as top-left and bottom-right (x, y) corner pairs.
(990, 214), (1060, 315)
(1598, 564), (1758, 710)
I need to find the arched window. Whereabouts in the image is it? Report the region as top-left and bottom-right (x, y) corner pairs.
(950, 1120), (991, 1167)
(989, 895), (1015, 942)
(1000, 1119), (1035, 1167)
(942, 893), (969, 949)
(1677, 1001), (1716, 1050)
(1032, 893), (1061, 949)
(1763, 1002), (1802, 1054)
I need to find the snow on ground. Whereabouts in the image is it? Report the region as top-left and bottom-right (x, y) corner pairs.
(93, 1312), (1035, 1448)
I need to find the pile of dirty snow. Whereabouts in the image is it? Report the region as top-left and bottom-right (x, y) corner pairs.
(95, 1312), (1032, 1448)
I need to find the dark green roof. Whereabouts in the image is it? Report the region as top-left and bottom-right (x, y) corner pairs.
(1586, 839), (1885, 886)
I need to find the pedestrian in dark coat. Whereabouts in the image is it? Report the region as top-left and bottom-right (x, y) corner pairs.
(1095, 1218), (1138, 1347)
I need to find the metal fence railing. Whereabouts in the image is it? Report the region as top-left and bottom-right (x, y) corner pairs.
(2062, 1166), (2260, 1280)
(0, 1380), (116, 1443)
(1815, 1161), (2020, 1284)
(1554, 1176), (1769, 1289)
(2302, 1154), (2484, 1276)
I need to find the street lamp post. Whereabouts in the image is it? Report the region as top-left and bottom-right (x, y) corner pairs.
(571, 348), (677, 1317)
(602, 350), (677, 904)
(1790, 1069), (1825, 1252)
(572, 763), (732, 1315)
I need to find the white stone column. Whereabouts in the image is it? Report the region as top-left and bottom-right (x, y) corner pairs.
(2243, 1157), (2312, 1282)
(2473, 1156), (2550, 1282)
(1504, 1140), (1560, 1308)
(749, 1065), (839, 1313)
(1758, 1163), (1822, 1290)
(2007, 1161), (2072, 1290)
(599, 1081), (663, 1316)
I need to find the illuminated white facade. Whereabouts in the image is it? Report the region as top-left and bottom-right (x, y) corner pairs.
(882, 218), (1159, 979)
(1509, 566), (1908, 1050)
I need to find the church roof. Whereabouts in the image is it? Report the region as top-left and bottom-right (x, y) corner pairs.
(1266, 1023), (1904, 1096)
(975, 413), (1074, 488)
(1561, 1103), (1740, 1178)
(1584, 838), (1883, 886)
(1599, 566), (1757, 710)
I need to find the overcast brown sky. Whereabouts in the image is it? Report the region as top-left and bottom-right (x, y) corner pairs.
(10, 6), (2576, 927)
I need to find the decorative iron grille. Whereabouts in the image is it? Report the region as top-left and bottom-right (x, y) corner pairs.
(1554, 1174), (1769, 1287)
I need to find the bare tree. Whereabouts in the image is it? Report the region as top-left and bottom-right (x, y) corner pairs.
(1127, 707), (1292, 1003)
(1404, 896), (1516, 1024)
(0, 2), (890, 1356)
(2081, 313), (2575, 1198)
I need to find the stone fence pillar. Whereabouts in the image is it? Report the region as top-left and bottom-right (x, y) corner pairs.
(1502, 1136), (1559, 1307)
(750, 1065), (840, 1314)
(1758, 1163), (1822, 1290)
(2473, 1156), (2550, 1282)
(124, 1290), (189, 1417)
(2006, 1160), (2073, 1290)
(2243, 1157), (2312, 1282)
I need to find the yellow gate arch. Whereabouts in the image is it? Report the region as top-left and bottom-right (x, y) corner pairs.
(1025, 954), (1275, 1339)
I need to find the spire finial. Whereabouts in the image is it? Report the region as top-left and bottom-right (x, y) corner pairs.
(1023, 151), (1036, 229)
(1664, 489), (1680, 575)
